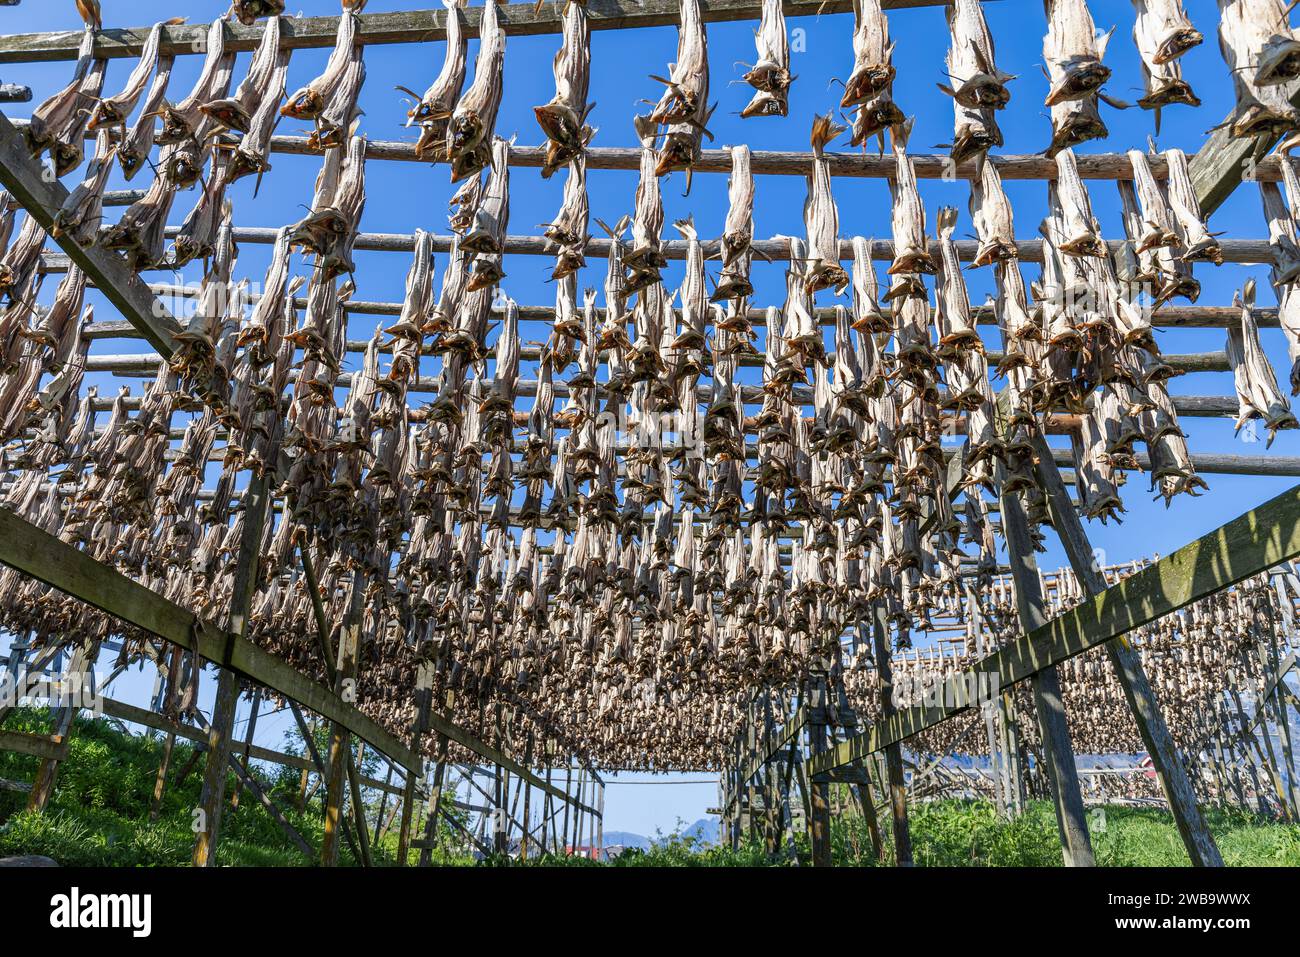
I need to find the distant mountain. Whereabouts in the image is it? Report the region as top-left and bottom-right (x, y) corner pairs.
(680, 817), (720, 845)
(601, 830), (651, 850)
(601, 817), (720, 850)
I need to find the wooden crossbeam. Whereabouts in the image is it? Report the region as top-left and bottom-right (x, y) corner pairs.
(0, 112), (179, 356)
(0, 506), (424, 774)
(806, 481), (1300, 776)
(0, 0), (956, 64)
(98, 696), (410, 796)
(80, 223), (1279, 266)
(0, 730), (68, 762)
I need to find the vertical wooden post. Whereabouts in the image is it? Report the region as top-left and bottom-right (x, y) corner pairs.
(870, 609), (913, 865)
(193, 473), (268, 867)
(998, 477), (1094, 867)
(520, 733), (534, 860)
(1030, 434), (1224, 866)
(321, 569), (364, 867)
(418, 733), (449, 866)
(807, 670), (833, 868)
(397, 660), (434, 865)
(27, 643), (91, 812)
(595, 778), (604, 861)
(230, 684), (261, 810)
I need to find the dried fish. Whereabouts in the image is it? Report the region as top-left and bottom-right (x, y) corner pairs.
(939, 0), (1010, 164)
(535, 0), (595, 176)
(544, 157), (590, 280)
(87, 20), (177, 133)
(117, 46), (174, 180)
(741, 0), (793, 118)
(52, 131), (115, 246)
(406, 0), (469, 164)
(803, 116), (849, 296)
(447, 0), (506, 181)
(934, 207), (982, 356)
(462, 137), (511, 295)
(886, 119), (936, 285)
(969, 158), (1018, 267)
(851, 237), (890, 333)
(157, 18), (233, 146)
(1217, 0), (1300, 137)
(1131, 0), (1201, 118)
(1227, 278), (1298, 445)
(282, 6), (359, 124)
(650, 0), (714, 185)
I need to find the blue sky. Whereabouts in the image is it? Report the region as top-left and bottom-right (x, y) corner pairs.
(2, 0), (1297, 836)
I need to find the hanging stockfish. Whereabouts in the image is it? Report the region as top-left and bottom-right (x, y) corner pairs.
(1227, 279), (1299, 445)
(1072, 412), (1124, 521)
(535, 0), (595, 176)
(969, 158), (1018, 268)
(934, 207), (983, 361)
(1216, 0), (1300, 138)
(172, 155), (235, 267)
(741, 0), (793, 118)
(545, 157), (590, 279)
(1141, 372), (1207, 501)
(405, 0), (468, 161)
(86, 19), (176, 133)
(886, 119), (935, 298)
(803, 116), (850, 296)
(52, 130), (115, 246)
(116, 40), (174, 180)
(1054, 149), (1105, 257)
(625, 117), (668, 295)
(281, 2), (361, 130)
(447, 0), (506, 182)
(26, 27), (106, 176)
(1261, 159), (1300, 285)
(238, 226), (294, 364)
(843, 0), (904, 148)
(1157, 149), (1219, 265)
(0, 215), (45, 307)
(384, 229), (434, 385)
(1043, 0), (1129, 154)
(462, 137), (510, 293)
(156, 18), (232, 146)
(939, 0), (1011, 164)
(169, 212), (235, 385)
(649, 0), (714, 186)
(849, 237), (890, 334)
(99, 171), (175, 269)
(1131, 0), (1201, 122)
(713, 145), (754, 303)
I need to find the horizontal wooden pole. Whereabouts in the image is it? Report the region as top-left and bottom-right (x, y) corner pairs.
(807, 481), (1300, 776)
(98, 696), (410, 796)
(0, 506), (424, 774)
(0, 0), (955, 64)
(0, 730), (68, 762)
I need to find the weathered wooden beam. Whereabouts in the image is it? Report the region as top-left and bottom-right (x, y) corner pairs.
(0, 83), (30, 103)
(0, 729), (68, 762)
(0, 506), (423, 773)
(1030, 431), (1225, 867)
(105, 222), (1280, 266)
(0, 0), (958, 64)
(0, 112), (179, 355)
(99, 696), (408, 795)
(807, 481), (1300, 776)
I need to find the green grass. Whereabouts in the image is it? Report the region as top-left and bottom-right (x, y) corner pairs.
(2, 712), (1297, 866)
(0, 707), (469, 867)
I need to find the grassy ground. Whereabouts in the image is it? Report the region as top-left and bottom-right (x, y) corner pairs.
(2, 712), (1297, 866)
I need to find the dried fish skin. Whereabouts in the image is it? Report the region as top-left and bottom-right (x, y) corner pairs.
(803, 115), (850, 295)
(447, 0), (506, 180)
(1042, 0), (1113, 105)
(409, 0), (469, 161)
(1054, 150), (1105, 257)
(842, 0), (896, 107)
(544, 157), (590, 279)
(886, 120), (936, 280)
(648, 0), (710, 127)
(282, 7), (359, 123)
(940, 0), (1014, 109)
(156, 18), (233, 145)
(741, 0), (793, 118)
(87, 20), (172, 132)
(969, 159), (1018, 267)
(1218, 0), (1300, 137)
(117, 50), (174, 181)
(535, 0), (595, 175)
(1227, 278), (1299, 444)
(934, 207), (982, 356)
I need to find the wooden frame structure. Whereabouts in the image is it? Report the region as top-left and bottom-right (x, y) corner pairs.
(1, 0), (1299, 869)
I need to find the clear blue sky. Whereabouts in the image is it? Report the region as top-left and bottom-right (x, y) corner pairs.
(2, 0), (1296, 837)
